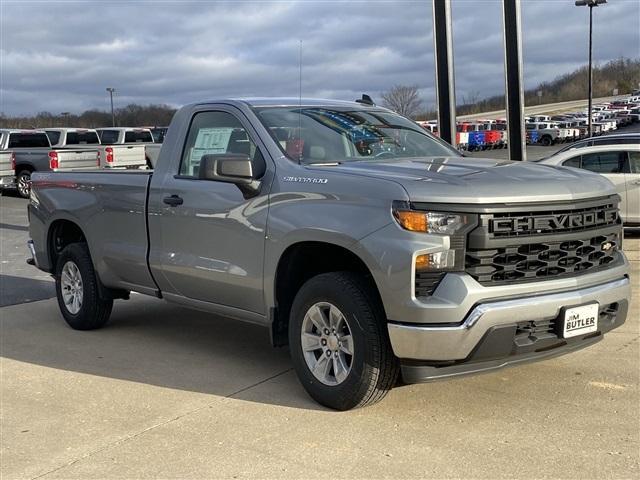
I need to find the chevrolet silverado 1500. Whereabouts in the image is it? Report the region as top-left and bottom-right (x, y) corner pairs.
(95, 127), (156, 168)
(28, 98), (631, 410)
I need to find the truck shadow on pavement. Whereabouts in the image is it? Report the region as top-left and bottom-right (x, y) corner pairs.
(0, 274), (55, 307)
(1, 295), (325, 410)
(0, 222), (29, 232)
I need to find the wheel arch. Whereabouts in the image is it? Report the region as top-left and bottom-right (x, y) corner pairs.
(269, 240), (385, 347)
(47, 218), (87, 270)
(14, 163), (35, 174)
(46, 217), (129, 300)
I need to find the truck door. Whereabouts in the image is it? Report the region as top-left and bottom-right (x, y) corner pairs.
(579, 151), (629, 220)
(625, 151), (640, 224)
(147, 108), (271, 315)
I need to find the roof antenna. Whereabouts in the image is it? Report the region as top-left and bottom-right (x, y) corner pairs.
(356, 94), (375, 106)
(298, 39), (302, 165)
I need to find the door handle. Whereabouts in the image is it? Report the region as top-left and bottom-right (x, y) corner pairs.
(633, 180), (640, 185)
(163, 195), (183, 207)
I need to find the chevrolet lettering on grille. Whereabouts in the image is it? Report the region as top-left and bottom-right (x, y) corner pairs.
(491, 208), (619, 235)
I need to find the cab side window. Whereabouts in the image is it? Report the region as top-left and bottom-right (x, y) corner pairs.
(562, 157), (581, 168)
(580, 152), (629, 174)
(629, 151), (640, 174)
(179, 111), (265, 178)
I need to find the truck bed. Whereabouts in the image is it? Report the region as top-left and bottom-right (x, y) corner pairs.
(29, 170), (157, 295)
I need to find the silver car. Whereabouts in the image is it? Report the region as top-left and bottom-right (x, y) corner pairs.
(537, 144), (640, 226)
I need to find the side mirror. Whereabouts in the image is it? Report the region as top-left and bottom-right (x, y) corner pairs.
(198, 154), (261, 197)
(199, 154), (254, 184)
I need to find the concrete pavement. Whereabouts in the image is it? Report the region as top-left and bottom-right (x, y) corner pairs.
(1, 195), (638, 479)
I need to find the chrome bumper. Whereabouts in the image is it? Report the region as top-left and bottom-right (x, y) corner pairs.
(388, 276), (631, 361)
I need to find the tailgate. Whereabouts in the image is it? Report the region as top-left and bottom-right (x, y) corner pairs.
(110, 145), (146, 168)
(56, 149), (99, 170)
(0, 152), (13, 176)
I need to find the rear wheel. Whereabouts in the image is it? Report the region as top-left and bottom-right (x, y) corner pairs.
(55, 243), (113, 330)
(16, 170), (31, 198)
(288, 272), (399, 410)
(540, 135), (553, 147)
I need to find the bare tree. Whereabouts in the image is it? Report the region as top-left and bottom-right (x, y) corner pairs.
(381, 85), (423, 118)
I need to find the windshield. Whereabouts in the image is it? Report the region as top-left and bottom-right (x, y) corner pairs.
(254, 106), (459, 164)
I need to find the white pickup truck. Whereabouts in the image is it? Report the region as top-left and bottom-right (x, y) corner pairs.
(95, 128), (158, 168)
(526, 123), (563, 146)
(46, 128), (147, 170)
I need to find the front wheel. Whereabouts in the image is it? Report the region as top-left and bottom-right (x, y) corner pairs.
(55, 243), (113, 330)
(16, 170), (32, 198)
(289, 272), (399, 410)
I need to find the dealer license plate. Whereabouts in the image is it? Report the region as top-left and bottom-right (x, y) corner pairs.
(562, 303), (599, 338)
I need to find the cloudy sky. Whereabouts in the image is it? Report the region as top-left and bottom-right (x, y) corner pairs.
(1, 0), (638, 115)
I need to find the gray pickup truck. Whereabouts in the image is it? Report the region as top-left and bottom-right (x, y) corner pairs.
(28, 98), (631, 410)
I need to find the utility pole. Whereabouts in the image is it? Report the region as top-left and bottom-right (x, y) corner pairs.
(432, 0), (456, 147)
(501, 0), (526, 161)
(575, 0), (606, 138)
(106, 87), (116, 126)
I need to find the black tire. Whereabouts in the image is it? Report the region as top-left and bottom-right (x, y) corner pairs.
(55, 243), (113, 330)
(288, 272), (399, 410)
(16, 170), (32, 198)
(540, 135), (552, 147)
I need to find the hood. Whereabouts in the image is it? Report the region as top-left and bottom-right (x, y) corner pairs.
(308, 157), (616, 204)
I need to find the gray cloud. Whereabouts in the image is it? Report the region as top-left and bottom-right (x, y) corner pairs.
(1, 0), (638, 115)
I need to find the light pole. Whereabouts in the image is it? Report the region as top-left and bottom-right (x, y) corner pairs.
(106, 87), (116, 126)
(575, 0), (606, 138)
(60, 112), (70, 127)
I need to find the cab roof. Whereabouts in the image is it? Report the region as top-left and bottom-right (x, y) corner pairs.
(194, 97), (384, 109)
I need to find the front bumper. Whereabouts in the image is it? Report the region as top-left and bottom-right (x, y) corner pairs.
(388, 276), (630, 381)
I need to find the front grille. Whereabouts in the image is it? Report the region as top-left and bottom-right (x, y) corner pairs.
(515, 318), (557, 342)
(514, 302), (619, 348)
(484, 200), (619, 239)
(466, 232), (621, 285)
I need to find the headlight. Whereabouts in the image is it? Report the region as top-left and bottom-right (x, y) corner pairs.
(415, 250), (456, 270)
(393, 206), (469, 235)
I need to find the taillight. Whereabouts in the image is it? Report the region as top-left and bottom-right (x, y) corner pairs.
(105, 147), (114, 163)
(48, 151), (59, 169)
(10, 152), (16, 170)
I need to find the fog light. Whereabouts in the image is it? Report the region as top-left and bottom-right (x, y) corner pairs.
(415, 251), (456, 271)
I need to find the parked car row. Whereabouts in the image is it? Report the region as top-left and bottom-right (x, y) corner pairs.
(416, 94), (640, 151)
(0, 126), (168, 198)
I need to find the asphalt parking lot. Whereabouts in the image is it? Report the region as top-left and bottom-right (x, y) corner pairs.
(1, 191), (639, 479)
